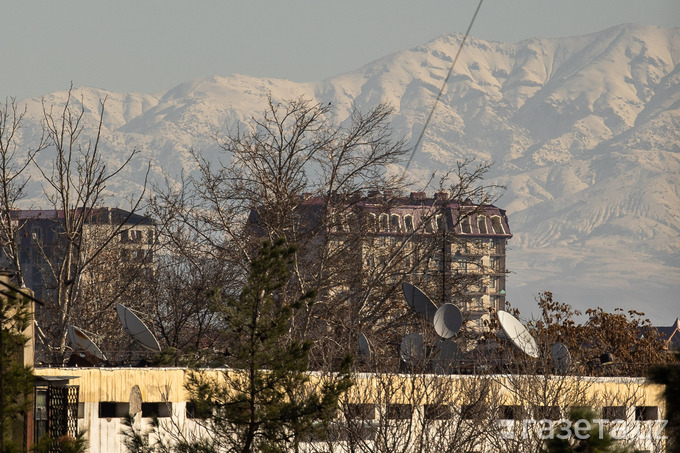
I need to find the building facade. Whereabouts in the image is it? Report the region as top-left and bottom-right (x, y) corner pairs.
(252, 191), (512, 332)
(35, 367), (668, 453)
(5, 208), (155, 304)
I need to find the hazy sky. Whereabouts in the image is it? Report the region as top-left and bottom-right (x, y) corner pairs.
(3, 0), (678, 101)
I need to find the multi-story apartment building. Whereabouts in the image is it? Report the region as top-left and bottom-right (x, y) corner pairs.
(249, 191), (512, 331)
(5, 208), (155, 303)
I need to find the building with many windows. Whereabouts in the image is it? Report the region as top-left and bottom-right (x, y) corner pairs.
(249, 191), (512, 332)
(3, 207), (155, 305)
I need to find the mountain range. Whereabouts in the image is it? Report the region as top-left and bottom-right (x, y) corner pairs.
(13, 23), (680, 324)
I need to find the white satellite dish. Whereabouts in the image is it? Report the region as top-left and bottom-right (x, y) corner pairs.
(497, 310), (539, 358)
(551, 342), (572, 373)
(67, 325), (107, 361)
(116, 303), (161, 352)
(401, 282), (438, 323)
(399, 333), (425, 365)
(358, 332), (371, 360)
(433, 303), (463, 339)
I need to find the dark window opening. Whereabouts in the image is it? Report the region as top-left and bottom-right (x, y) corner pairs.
(536, 406), (560, 420)
(491, 216), (505, 234)
(477, 216), (487, 234)
(461, 217), (471, 234)
(386, 404), (412, 420)
(186, 401), (212, 419)
(142, 402), (172, 418)
(636, 406), (659, 421)
(390, 214), (400, 232)
(99, 402), (129, 418)
(500, 405), (522, 420)
(602, 406), (626, 420)
(424, 404), (452, 420)
(404, 216), (414, 232)
(346, 404), (375, 420)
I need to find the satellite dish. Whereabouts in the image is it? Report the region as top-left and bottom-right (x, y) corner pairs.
(497, 310), (539, 358)
(399, 333), (425, 365)
(116, 304), (161, 352)
(433, 303), (463, 339)
(401, 282), (438, 323)
(68, 325), (107, 361)
(358, 332), (371, 360)
(432, 339), (459, 373)
(551, 342), (572, 373)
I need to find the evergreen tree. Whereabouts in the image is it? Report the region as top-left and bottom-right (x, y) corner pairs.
(0, 282), (34, 453)
(185, 239), (353, 453)
(649, 351), (680, 453)
(542, 407), (634, 453)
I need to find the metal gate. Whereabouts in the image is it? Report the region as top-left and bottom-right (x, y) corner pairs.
(38, 384), (79, 451)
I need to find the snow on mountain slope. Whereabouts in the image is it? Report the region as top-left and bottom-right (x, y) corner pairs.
(12, 24), (680, 322)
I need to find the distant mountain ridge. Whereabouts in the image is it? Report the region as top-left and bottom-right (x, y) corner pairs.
(14, 23), (680, 322)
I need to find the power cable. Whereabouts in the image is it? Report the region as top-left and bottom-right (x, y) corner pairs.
(403, 0), (484, 173)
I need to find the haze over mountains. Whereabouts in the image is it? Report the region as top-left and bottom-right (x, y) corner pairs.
(14, 24), (680, 323)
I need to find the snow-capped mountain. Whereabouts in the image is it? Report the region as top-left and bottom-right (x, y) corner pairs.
(13, 24), (680, 323)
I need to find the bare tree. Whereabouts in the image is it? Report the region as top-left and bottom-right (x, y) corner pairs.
(0, 98), (46, 286)
(30, 87), (148, 362)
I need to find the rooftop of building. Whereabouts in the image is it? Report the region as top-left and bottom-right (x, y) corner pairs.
(10, 207), (153, 225)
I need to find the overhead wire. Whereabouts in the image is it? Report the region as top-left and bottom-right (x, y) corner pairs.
(402, 0), (484, 173)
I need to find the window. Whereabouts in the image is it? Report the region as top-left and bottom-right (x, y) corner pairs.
(390, 214), (401, 232)
(346, 404), (375, 420)
(477, 216), (488, 234)
(424, 218), (434, 234)
(499, 405), (522, 420)
(461, 217), (471, 234)
(536, 406), (560, 420)
(387, 404), (413, 420)
(379, 214), (389, 231)
(32, 228), (42, 240)
(404, 215), (414, 232)
(491, 216), (505, 234)
(142, 402), (172, 418)
(602, 406), (626, 420)
(436, 215), (446, 232)
(461, 404), (487, 420)
(424, 404), (452, 420)
(636, 406), (659, 421)
(99, 402), (129, 418)
(186, 401), (212, 419)
(368, 213), (377, 232)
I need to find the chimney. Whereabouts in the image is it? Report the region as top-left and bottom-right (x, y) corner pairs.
(410, 192), (426, 201)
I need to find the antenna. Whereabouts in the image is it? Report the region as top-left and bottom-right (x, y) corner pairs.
(497, 310), (539, 358)
(116, 303), (161, 352)
(433, 303), (463, 339)
(401, 282), (438, 323)
(358, 332), (371, 360)
(551, 342), (572, 373)
(67, 325), (107, 361)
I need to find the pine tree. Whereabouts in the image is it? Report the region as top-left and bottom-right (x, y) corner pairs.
(542, 407), (634, 453)
(0, 281), (34, 453)
(185, 239), (353, 453)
